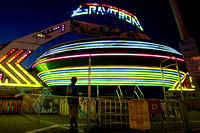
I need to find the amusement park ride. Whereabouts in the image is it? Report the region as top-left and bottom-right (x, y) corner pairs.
(0, 3), (196, 98)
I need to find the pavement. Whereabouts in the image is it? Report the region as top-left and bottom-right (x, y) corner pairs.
(1, 114), (200, 133)
(0, 114), (83, 133)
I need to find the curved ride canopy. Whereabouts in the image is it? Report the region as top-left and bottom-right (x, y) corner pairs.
(32, 38), (193, 95)
(0, 3), (193, 96)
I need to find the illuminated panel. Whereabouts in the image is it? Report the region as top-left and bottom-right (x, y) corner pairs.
(38, 40), (182, 59)
(38, 66), (185, 88)
(6, 49), (31, 84)
(15, 51), (42, 87)
(71, 3), (143, 31)
(33, 53), (184, 68)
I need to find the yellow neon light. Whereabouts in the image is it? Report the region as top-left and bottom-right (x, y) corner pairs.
(7, 64), (31, 84)
(16, 64), (42, 86)
(38, 65), (185, 75)
(0, 64), (21, 84)
(43, 76), (178, 83)
(40, 71), (179, 80)
(47, 81), (174, 86)
(0, 83), (41, 87)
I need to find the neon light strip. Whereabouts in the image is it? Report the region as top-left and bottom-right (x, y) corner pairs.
(47, 81), (174, 87)
(14, 51), (42, 86)
(0, 49), (17, 63)
(38, 66), (185, 75)
(0, 64), (21, 83)
(16, 64), (42, 86)
(44, 77), (177, 85)
(38, 40), (182, 59)
(0, 73), (2, 83)
(33, 53), (184, 68)
(15, 50), (32, 64)
(47, 82), (172, 87)
(0, 82), (41, 87)
(6, 49), (31, 84)
(38, 66), (185, 88)
(6, 49), (24, 64)
(40, 72), (180, 81)
(0, 63), (41, 87)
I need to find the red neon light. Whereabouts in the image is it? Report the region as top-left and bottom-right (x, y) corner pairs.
(6, 49), (24, 64)
(112, 6), (118, 10)
(119, 8), (123, 11)
(128, 12), (132, 16)
(86, 3), (99, 6)
(32, 53), (184, 68)
(102, 4), (110, 7)
(15, 50), (32, 64)
(84, 3), (133, 17)
(0, 49), (17, 63)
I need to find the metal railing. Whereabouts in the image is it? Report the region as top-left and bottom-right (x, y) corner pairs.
(133, 85), (144, 99)
(20, 94), (200, 132)
(21, 94), (97, 132)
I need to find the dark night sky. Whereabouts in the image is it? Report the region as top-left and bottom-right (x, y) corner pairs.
(0, 0), (199, 67)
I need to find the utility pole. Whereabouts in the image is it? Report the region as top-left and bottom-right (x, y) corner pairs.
(170, 0), (200, 99)
(169, 1), (197, 132)
(87, 54), (91, 131)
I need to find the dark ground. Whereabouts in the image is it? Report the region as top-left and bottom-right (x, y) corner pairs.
(0, 114), (199, 133)
(0, 114), (78, 133)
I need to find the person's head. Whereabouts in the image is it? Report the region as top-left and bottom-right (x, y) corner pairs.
(71, 77), (77, 84)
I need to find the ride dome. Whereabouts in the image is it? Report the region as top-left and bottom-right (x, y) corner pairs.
(32, 3), (188, 98)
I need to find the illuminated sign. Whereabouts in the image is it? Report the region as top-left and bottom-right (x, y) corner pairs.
(71, 3), (144, 31)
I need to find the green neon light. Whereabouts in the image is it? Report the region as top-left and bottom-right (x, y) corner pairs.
(40, 72), (180, 81)
(47, 82), (172, 87)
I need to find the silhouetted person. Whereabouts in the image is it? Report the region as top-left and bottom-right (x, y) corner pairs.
(67, 77), (80, 132)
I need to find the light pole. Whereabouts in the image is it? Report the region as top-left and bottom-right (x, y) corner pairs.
(88, 54), (91, 131)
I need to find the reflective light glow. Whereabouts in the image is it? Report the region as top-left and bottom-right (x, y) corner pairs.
(38, 66), (185, 88)
(33, 53), (184, 68)
(37, 40), (182, 60)
(71, 3), (143, 31)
